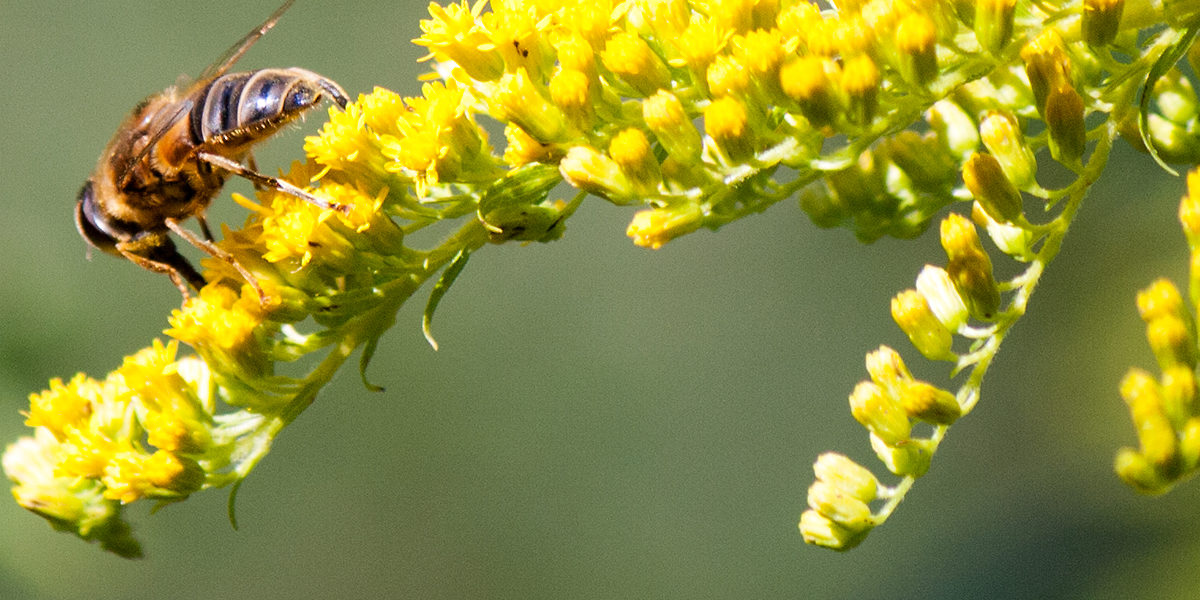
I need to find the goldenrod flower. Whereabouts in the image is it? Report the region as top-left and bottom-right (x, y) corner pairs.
(6, 0), (1195, 558)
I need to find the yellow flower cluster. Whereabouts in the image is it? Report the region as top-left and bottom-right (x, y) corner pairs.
(7, 341), (210, 557)
(7, 0), (1196, 557)
(1116, 170), (1200, 494)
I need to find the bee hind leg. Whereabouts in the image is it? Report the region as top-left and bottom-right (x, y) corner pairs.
(196, 150), (350, 215)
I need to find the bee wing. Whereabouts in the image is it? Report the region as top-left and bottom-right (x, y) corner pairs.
(196, 0), (295, 82)
(117, 0), (296, 186)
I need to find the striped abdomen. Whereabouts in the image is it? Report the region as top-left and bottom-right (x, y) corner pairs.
(188, 67), (349, 149)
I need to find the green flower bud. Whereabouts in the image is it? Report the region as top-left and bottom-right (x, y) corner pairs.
(928, 100), (980, 162)
(799, 184), (848, 229)
(870, 432), (933, 477)
(1154, 72), (1200, 125)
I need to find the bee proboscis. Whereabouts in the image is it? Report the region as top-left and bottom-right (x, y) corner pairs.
(75, 0), (350, 300)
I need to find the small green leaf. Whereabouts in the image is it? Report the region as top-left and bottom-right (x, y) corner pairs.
(423, 249), (471, 351)
(1139, 25), (1200, 175)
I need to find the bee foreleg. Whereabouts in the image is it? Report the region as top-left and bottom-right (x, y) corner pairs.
(245, 153), (267, 193)
(115, 239), (206, 300)
(164, 218), (267, 306)
(196, 151), (350, 214)
(196, 215), (216, 242)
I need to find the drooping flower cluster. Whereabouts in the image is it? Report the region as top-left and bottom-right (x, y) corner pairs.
(6, 0), (1200, 556)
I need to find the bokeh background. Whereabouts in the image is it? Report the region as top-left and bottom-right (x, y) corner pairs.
(2, 1), (1199, 598)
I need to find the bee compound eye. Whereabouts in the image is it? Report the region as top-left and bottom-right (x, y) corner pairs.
(74, 181), (123, 255)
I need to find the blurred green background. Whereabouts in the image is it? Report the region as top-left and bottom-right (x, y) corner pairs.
(3, 1), (1200, 598)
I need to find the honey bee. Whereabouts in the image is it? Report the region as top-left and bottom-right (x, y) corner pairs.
(75, 0), (350, 299)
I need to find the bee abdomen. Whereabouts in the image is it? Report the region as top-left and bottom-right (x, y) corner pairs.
(191, 68), (331, 146)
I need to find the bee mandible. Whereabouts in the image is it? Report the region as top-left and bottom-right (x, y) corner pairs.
(75, 0), (350, 300)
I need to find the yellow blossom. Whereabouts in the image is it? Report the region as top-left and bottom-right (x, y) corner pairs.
(601, 31), (672, 96)
(626, 204), (703, 249)
(25, 374), (98, 439)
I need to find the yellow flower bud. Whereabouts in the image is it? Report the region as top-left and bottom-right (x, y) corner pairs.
(643, 90), (702, 162)
(609, 128), (662, 194)
(780, 56), (840, 127)
(707, 55), (751, 97)
(495, 68), (571, 143)
(503, 123), (563, 167)
(980, 111), (1037, 189)
(555, 33), (596, 75)
(560, 145), (634, 203)
(864, 345), (912, 386)
(1137, 278), (1186, 322)
(895, 13), (938, 85)
(1121, 369), (1179, 469)
(915, 265), (969, 332)
(974, 0), (1016, 55)
(1179, 169), (1200, 242)
(1020, 30), (1071, 115)
(1044, 84), (1087, 165)
(897, 380), (962, 425)
(807, 481), (875, 530)
(704, 96), (754, 162)
(812, 452), (879, 501)
(842, 54), (879, 125)
(892, 289), (956, 361)
(1115, 447), (1170, 494)
(626, 204), (704, 249)
(1160, 364), (1196, 428)
(601, 31), (672, 97)
(1146, 316), (1197, 371)
(675, 18), (730, 77)
(849, 381), (912, 445)
(799, 508), (868, 550)
(941, 214), (1001, 320)
(963, 152), (1024, 224)
(1083, 0), (1124, 47)
(549, 68), (596, 131)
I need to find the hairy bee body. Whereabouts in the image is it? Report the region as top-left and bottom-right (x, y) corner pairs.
(75, 1), (348, 296)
